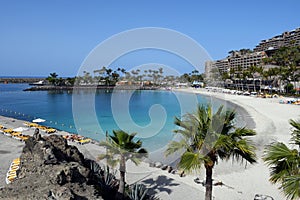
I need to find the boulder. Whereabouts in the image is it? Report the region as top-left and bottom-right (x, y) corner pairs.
(0, 134), (103, 200)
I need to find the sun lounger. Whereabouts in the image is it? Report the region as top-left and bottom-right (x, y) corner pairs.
(6, 175), (17, 184)
(12, 159), (21, 164)
(79, 138), (91, 144)
(11, 164), (20, 169)
(18, 135), (30, 141)
(11, 132), (22, 136)
(7, 176), (16, 180)
(5, 158), (21, 184)
(11, 162), (20, 166)
(7, 174), (17, 178)
(45, 128), (56, 133)
(28, 123), (39, 127)
(7, 172), (17, 176)
(10, 167), (19, 171)
(10, 162), (20, 166)
(3, 129), (13, 133)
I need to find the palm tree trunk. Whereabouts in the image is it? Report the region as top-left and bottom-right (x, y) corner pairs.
(117, 156), (126, 199)
(205, 165), (213, 200)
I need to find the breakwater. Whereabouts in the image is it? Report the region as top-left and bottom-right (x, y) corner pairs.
(23, 85), (159, 91)
(0, 77), (44, 84)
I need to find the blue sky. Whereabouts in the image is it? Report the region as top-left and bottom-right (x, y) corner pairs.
(0, 0), (299, 77)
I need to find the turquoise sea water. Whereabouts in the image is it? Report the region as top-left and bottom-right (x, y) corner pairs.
(0, 84), (241, 151)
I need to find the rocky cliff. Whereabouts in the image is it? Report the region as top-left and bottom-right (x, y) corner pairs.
(0, 134), (103, 200)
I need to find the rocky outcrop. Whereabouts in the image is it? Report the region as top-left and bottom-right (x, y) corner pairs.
(0, 77), (44, 84)
(23, 85), (159, 91)
(0, 134), (103, 200)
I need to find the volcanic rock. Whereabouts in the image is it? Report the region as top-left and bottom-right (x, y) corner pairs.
(0, 134), (103, 200)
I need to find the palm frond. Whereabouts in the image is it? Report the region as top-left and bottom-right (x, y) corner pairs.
(98, 153), (111, 161)
(178, 151), (207, 173)
(214, 134), (233, 159)
(165, 140), (189, 156)
(130, 157), (142, 166)
(231, 139), (257, 164)
(107, 158), (120, 168)
(281, 175), (300, 200)
(289, 119), (300, 146)
(263, 142), (299, 183)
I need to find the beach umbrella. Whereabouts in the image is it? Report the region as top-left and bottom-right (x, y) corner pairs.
(32, 118), (46, 123)
(13, 127), (29, 132)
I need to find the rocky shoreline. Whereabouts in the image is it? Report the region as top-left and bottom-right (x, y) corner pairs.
(0, 77), (44, 84)
(0, 133), (104, 199)
(23, 85), (160, 91)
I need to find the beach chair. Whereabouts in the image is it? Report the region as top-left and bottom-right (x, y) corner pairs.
(3, 129), (13, 136)
(10, 166), (19, 171)
(5, 159), (20, 184)
(79, 138), (91, 145)
(11, 160), (19, 165)
(7, 171), (17, 177)
(11, 132), (22, 136)
(6, 176), (16, 184)
(29, 123), (39, 127)
(45, 128), (56, 133)
(12, 158), (20, 164)
(3, 129), (13, 133)
(18, 135), (30, 141)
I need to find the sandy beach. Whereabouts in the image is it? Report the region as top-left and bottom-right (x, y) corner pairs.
(173, 88), (300, 200)
(1, 88), (300, 199)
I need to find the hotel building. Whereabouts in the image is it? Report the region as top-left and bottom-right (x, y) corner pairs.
(254, 28), (300, 52)
(205, 51), (267, 75)
(205, 27), (300, 78)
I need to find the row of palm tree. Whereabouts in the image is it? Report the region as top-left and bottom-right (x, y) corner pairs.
(223, 46), (300, 94)
(46, 68), (205, 88)
(97, 104), (300, 200)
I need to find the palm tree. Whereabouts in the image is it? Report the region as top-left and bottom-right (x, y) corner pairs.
(98, 130), (148, 198)
(290, 119), (300, 146)
(46, 72), (59, 85)
(263, 46), (300, 94)
(165, 105), (256, 200)
(263, 119), (300, 200)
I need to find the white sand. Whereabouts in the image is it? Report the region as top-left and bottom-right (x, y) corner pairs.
(1, 88), (300, 199)
(172, 88), (300, 200)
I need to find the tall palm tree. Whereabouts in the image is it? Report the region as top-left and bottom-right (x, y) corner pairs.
(98, 130), (148, 198)
(263, 119), (300, 200)
(165, 105), (256, 200)
(46, 72), (59, 85)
